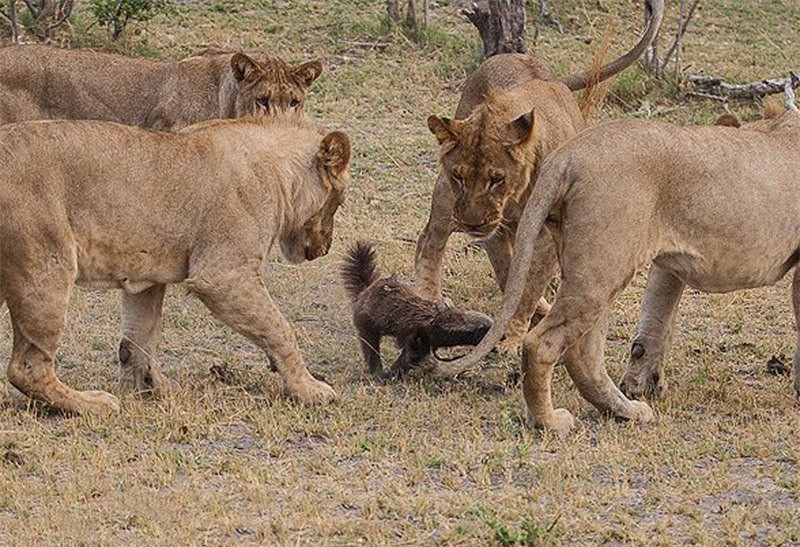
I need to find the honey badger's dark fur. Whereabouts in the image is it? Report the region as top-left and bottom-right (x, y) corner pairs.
(342, 241), (492, 378)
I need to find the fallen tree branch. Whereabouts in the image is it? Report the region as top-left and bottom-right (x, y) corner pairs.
(689, 71), (800, 100)
(785, 79), (798, 110)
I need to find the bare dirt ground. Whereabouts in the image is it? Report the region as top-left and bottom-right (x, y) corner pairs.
(0, 1), (799, 545)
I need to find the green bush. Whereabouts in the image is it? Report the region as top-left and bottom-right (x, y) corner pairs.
(89, 0), (168, 39)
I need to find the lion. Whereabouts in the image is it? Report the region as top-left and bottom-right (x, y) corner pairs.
(0, 44), (323, 130)
(435, 106), (800, 433)
(341, 241), (492, 379)
(416, 0), (664, 349)
(0, 114), (349, 415)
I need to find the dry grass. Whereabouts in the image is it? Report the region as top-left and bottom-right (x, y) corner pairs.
(2, 1), (800, 545)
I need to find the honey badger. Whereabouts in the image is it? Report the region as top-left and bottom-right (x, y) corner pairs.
(342, 241), (492, 378)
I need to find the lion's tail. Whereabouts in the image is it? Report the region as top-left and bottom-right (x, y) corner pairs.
(432, 155), (572, 377)
(341, 240), (381, 303)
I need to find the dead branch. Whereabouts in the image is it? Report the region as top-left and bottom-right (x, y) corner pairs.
(785, 78), (798, 111)
(660, 0), (700, 72)
(533, 0), (563, 44)
(0, 1), (20, 43)
(689, 71), (800, 100)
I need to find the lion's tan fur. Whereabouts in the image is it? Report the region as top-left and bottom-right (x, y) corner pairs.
(415, 1), (663, 348)
(0, 45), (322, 130)
(0, 115), (349, 414)
(440, 109), (800, 433)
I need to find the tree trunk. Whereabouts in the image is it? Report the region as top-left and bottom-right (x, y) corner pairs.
(387, 0), (427, 35)
(464, 0), (527, 59)
(387, 0), (401, 30)
(0, 1), (22, 43)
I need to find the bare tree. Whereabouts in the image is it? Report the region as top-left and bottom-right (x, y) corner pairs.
(0, 1), (22, 43)
(644, 0), (701, 81)
(533, 0), (562, 43)
(387, 0), (429, 35)
(464, 0), (526, 58)
(1, 0), (73, 41)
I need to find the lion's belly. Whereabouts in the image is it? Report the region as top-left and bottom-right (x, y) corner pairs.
(654, 248), (797, 294)
(75, 241), (189, 293)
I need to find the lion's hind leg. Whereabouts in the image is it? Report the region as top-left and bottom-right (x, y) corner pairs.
(4, 264), (120, 415)
(791, 267), (800, 406)
(520, 281), (653, 433)
(561, 311), (653, 424)
(119, 284), (170, 397)
(620, 265), (685, 400)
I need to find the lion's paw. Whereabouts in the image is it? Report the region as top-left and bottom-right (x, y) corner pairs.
(621, 400), (654, 423)
(76, 390), (121, 415)
(287, 378), (337, 405)
(119, 366), (172, 398)
(529, 408), (575, 434)
(620, 370), (667, 400)
(498, 335), (523, 357)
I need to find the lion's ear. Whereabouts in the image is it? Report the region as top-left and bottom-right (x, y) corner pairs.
(714, 113), (740, 128)
(318, 131), (351, 181)
(427, 116), (460, 147)
(294, 60), (323, 88)
(231, 53), (262, 82)
(508, 109), (536, 146)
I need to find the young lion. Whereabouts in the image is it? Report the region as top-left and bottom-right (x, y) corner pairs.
(438, 108), (800, 433)
(0, 45), (322, 130)
(0, 115), (349, 415)
(417, 0), (664, 350)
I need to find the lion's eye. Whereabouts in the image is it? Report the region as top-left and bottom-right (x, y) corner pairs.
(290, 98), (300, 108)
(489, 175), (505, 189)
(450, 173), (464, 188)
(257, 97), (270, 110)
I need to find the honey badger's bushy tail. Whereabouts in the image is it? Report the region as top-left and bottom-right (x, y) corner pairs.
(341, 240), (381, 303)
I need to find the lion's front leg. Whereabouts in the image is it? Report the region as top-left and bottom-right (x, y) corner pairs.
(187, 267), (336, 404)
(619, 265), (685, 399)
(498, 230), (558, 355)
(414, 173), (456, 301)
(482, 230), (514, 291)
(119, 284), (170, 397)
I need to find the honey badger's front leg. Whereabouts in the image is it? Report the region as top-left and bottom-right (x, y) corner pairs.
(186, 265), (336, 404)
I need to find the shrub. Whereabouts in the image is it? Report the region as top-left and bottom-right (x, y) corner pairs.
(89, 0), (168, 39)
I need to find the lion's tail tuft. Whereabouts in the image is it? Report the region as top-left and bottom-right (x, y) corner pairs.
(341, 240), (380, 303)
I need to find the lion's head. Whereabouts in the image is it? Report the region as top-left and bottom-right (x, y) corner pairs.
(231, 53), (323, 117)
(427, 104), (539, 238)
(281, 130), (350, 263)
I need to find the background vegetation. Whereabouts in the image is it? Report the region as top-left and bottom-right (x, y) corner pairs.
(0, 1), (799, 544)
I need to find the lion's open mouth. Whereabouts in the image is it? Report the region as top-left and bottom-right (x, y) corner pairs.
(459, 221), (499, 238)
